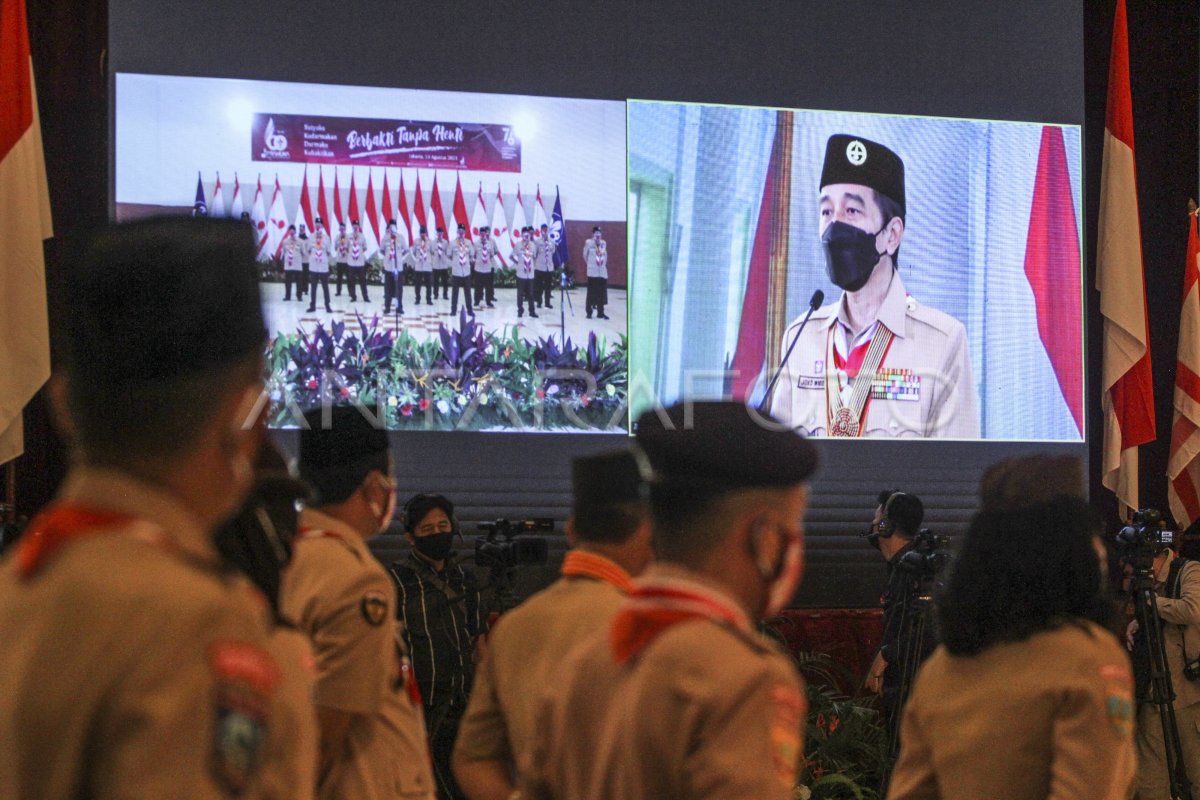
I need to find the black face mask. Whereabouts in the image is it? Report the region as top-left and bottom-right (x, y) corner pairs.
(413, 531), (454, 561)
(865, 531), (883, 551)
(822, 220), (884, 292)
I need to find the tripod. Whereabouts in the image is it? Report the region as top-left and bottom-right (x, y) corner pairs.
(879, 569), (935, 788)
(1131, 561), (1194, 800)
(558, 267), (574, 350)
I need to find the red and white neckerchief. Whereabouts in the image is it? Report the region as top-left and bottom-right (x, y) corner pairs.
(457, 239), (470, 265)
(610, 574), (749, 663)
(351, 238), (362, 260)
(825, 318), (894, 437)
(15, 503), (165, 579)
(560, 550), (635, 594)
(595, 241), (606, 266)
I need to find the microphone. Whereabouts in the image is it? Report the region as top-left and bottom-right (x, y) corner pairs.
(756, 290), (824, 416)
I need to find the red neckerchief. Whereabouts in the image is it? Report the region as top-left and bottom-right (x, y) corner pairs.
(560, 550), (635, 594)
(16, 503), (148, 579)
(610, 576), (747, 664)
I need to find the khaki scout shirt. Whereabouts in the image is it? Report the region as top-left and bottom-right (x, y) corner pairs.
(583, 238), (608, 279)
(769, 271), (979, 439)
(0, 468), (279, 800)
(259, 626), (318, 800)
(525, 564), (806, 800)
(454, 551), (633, 780)
(1153, 556), (1200, 709)
(888, 620), (1135, 800)
(280, 509), (435, 800)
(450, 237), (475, 278)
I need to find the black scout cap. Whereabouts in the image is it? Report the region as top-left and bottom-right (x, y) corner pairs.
(820, 134), (906, 221)
(634, 401), (818, 492)
(298, 405), (389, 503)
(572, 450), (644, 519)
(63, 216), (264, 385)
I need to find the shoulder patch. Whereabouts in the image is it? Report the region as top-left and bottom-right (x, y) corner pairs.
(770, 683), (805, 789)
(1100, 663), (1133, 739)
(208, 641), (277, 795)
(361, 590), (389, 626)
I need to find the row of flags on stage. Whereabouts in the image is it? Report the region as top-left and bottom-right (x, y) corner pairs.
(192, 169), (570, 268)
(0, 0), (52, 467)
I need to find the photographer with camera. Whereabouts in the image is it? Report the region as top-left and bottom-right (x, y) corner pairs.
(452, 450), (654, 800)
(390, 493), (489, 800)
(1130, 533), (1200, 799)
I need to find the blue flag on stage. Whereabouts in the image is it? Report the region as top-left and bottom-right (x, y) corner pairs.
(550, 186), (568, 267)
(192, 172), (208, 216)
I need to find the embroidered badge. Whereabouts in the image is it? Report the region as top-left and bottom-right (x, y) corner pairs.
(208, 641), (278, 795)
(870, 368), (921, 402)
(1101, 663), (1134, 739)
(797, 376), (825, 390)
(769, 684), (806, 789)
(361, 590), (389, 626)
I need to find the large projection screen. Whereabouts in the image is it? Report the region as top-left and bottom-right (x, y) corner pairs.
(108, 0), (1086, 606)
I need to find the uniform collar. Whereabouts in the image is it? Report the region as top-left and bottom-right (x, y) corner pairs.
(633, 563), (753, 631)
(823, 269), (910, 339)
(58, 466), (220, 567)
(297, 508), (373, 559)
(561, 550), (635, 593)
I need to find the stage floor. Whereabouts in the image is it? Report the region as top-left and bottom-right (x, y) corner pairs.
(261, 281), (627, 344)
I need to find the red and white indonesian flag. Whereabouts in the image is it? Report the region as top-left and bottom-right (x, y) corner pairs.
(510, 185), (528, 253)
(492, 185), (512, 262)
(363, 170), (381, 256)
(293, 165), (314, 232)
(471, 183), (490, 240)
(332, 169), (345, 230)
(1098, 0), (1155, 514)
(316, 167), (330, 232)
(230, 173), (244, 219)
(267, 175), (288, 258)
(210, 172), (226, 218)
(0, 0), (52, 465)
(533, 185), (549, 239)
(251, 175), (269, 260)
(397, 172), (413, 246)
(1169, 212), (1200, 525)
(414, 173), (428, 236)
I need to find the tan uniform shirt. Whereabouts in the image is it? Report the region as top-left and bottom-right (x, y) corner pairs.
(259, 626), (318, 800)
(583, 238), (607, 279)
(454, 552), (632, 780)
(280, 509), (435, 800)
(525, 564), (806, 800)
(0, 468), (279, 800)
(888, 620), (1135, 800)
(769, 271), (979, 438)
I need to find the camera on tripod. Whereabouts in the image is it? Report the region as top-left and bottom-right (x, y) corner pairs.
(1115, 508), (1175, 558)
(895, 528), (950, 577)
(474, 518), (552, 570)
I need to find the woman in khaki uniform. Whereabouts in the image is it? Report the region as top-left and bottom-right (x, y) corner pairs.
(888, 495), (1135, 800)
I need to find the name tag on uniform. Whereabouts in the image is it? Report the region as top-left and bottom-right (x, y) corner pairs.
(797, 375), (824, 390)
(870, 369), (921, 402)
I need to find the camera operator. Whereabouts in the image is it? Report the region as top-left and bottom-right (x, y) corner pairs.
(390, 493), (489, 800)
(1131, 539), (1200, 799)
(452, 450), (654, 800)
(864, 491), (937, 726)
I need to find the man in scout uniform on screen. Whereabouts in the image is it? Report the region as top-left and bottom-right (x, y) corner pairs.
(768, 134), (979, 439)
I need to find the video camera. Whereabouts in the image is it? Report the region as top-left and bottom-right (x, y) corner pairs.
(474, 518), (552, 570)
(1115, 508), (1175, 564)
(895, 528), (951, 578)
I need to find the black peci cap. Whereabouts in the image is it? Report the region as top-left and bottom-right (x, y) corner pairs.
(820, 134), (905, 220)
(298, 405), (389, 501)
(635, 401), (818, 492)
(572, 450), (644, 519)
(63, 216), (265, 385)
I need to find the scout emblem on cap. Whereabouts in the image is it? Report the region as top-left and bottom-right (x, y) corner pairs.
(845, 139), (868, 166)
(361, 590), (388, 626)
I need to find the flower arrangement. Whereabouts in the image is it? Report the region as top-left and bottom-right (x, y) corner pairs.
(266, 311), (628, 431)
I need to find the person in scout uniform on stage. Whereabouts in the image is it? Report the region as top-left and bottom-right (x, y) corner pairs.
(381, 219), (407, 316)
(510, 226), (539, 319)
(452, 450), (654, 800)
(282, 223), (304, 301)
(334, 221), (351, 298)
(407, 226), (436, 307)
(297, 223), (312, 301)
(449, 223), (475, 318)
(306, 216), (334, 314)
(583, 225), (609, 320)
(432, 226), (452, 302)
(768, 134), (978, 439)
(473, 225), (501, 309)
(525, 401), (814, 800)
(346, 219), (371, 303)
(0, 217), (279, 800)
(535, 222), (555, 310)
(281, 406), (435, 800)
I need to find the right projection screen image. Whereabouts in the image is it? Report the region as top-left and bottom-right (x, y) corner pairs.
(627, 102), (1084, 441)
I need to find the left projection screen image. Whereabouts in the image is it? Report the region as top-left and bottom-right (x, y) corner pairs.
(114, 73), (629, 432)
